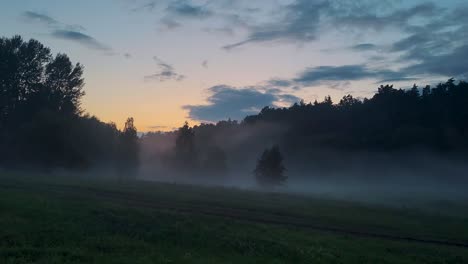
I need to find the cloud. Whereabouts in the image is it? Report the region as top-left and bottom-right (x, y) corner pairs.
(51, 30), (111, 51)
(384, 4), (468, 78)
(129, 0), (254, 36)
(22, 11), (59, 26)
(183, 85), (299, 122)
(224, 0), (328, 50)
(159, 17), (182, 29)
(223, 1), (440, 50)
(390, 28), (461, 62)
(277, 93), (301, 104)
(202, 60), (208, 68)
(166, 0), (212, 19)
(350, 43), (377, 51)
(332, 2), (438, 31)
(22, 11), (87, 32)
(403, 45), (468, 78)
(144, 56), (185, 82)
(294, 65), (415, 86)
(131, 1), (157, 12)
(266, 64), (417, 89)
(130, 0), (215, 32)
(154, 0), (214, 32)
(268, 79), (293, 87)
(21, 11), (111, 52)
(124, 53), (132, 59)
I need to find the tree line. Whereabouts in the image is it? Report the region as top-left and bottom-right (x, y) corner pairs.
(145, 81), (468, 185)
(2, 36), (468, 185)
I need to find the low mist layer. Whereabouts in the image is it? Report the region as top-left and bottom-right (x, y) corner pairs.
(1, 36), (468, 210)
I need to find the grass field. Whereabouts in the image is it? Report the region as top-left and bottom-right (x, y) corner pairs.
(1, 173), (468, 263)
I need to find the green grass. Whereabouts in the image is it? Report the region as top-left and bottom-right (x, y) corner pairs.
(0, 173), (467, 263)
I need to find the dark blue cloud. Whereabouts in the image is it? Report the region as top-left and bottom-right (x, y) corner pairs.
(183, 85), (299, 122)
(350, 43), (377, 51)
(333, 2), (437, 31)
(224, 0), (328, 50)
(403, 45), (468, 78)
(166, 0), (212, 18)
(294, 65), (414, 85)
(22, 11), (86, 32)
(21, 11), (110, 52)
(223, 1), (437, 50)
(386, 4), (468, 78)
(22, 11), (58, 26)
(51, 30), (110, 51)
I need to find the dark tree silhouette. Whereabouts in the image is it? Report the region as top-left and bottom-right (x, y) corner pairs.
(174, 121), (196, 169)
(0, 36), (139, 172)
(44, 53), (85, 115)
(143, 79), (468, 181)
(0, 36), (84, 125)
(119, 117), (139, 173)
(254, 145), (287, 186)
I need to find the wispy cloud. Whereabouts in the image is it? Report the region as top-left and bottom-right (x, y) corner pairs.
(266, 64), (417, 91)
(22, 11), (87, 31)
(166, 0), (212, 19)
(159, 17), (182, 30)
(294, 65), (414, 85)
(350, 43), (377, 52)
(402, 45), (468, 78)
(22, 11), (59, 26)
(51, 30), (111, 51)
(131, 1), (157, 12)
(144, 56), (185, 82)
(223, 1), (438, 50)
(223, 0), (328, 50)
(21, 11), (111, 52)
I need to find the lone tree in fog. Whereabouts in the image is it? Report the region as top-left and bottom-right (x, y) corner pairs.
(254, 145), (286, 186)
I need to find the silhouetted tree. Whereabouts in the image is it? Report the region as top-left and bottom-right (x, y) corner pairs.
(0, 36), (139, 172)
(174, 121), (196, 169)
(119, 117), (139, 173)
(254, 145), (286, 186)
(338, 94), (361, 109)
(44, 53), (85, 115)
(0, 36), (84, 125)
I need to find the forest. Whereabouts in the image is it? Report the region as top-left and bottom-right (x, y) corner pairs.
(0, 36), (138, 173)
(2, 36), (468, 185)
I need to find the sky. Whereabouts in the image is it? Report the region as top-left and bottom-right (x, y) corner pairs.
(1, 0), (468, 131)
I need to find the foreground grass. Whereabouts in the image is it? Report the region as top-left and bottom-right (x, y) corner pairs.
(0, 174), (467, 263)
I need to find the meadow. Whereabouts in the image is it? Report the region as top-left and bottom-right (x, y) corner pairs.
(1, 173), (467, 263)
